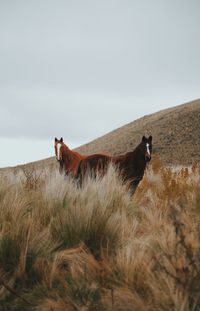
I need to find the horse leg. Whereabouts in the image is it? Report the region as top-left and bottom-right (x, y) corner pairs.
(75, 162), (83, 188)
(129, 179), (141, 196)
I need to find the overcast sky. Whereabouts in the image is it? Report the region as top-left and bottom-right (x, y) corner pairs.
(0, 0), (200, 167)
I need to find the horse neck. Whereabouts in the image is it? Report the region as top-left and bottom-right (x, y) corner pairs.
(127, 143), (147, 172)
(62, 144), (81, 162)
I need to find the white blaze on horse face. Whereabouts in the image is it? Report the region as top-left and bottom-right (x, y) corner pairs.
(56, 143), (62, 161)
(146, 143), (151, 156)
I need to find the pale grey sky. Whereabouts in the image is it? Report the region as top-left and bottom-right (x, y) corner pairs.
(0, 0), (200, 167)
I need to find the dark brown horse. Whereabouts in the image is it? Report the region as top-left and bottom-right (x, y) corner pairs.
(76, 136), (152, 195)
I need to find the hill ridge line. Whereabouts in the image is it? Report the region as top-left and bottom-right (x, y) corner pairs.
(1, 98), (200, 170)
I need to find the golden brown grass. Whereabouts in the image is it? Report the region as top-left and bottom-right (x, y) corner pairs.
(0, 159), (200, 310)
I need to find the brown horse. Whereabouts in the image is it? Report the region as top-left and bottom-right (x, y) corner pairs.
(54, 137), (110, 177)
(76, 135), (152, 195)
(54, 137), (86, 176)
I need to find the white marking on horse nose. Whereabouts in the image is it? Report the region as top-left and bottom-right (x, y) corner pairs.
(57, 143), (62, 160)
(146, 143), (151, 156)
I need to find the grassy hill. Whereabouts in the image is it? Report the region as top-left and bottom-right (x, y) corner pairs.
(1, 99), (200, 172)
(49, 98), (200, 168)
(76, 99), (200, 165)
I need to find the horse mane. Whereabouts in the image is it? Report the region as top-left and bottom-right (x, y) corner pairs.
(61, 144), (81, 161)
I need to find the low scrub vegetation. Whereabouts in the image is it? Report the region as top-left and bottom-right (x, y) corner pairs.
(0, 159), (199, 310)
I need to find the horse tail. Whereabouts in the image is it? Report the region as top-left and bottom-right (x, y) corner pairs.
(96, 156), (108, 176)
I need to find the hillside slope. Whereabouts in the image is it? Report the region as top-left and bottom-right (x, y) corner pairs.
(1, 99), (200, 171)
(76, 99), (200, 165)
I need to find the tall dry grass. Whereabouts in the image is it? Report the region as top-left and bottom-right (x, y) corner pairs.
(0, 159), (199, 310)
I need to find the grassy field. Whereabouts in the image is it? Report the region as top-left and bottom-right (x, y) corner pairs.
(0, 159), (200, 310)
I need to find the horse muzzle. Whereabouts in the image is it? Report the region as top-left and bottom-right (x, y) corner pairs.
(145, 153), (151, 162)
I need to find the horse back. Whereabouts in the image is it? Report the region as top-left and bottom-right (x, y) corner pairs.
(77, 153), (110, 179)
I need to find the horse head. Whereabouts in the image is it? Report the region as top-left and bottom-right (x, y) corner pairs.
(54, 137), (64, 162)
(141, 135), (152, 162)
(54, 137), (77, 175)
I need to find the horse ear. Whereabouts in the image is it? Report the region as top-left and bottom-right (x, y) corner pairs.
(142, 136), (146, 142)
(60, 137), (63, 143)
(55, 137), (57, 142)
(149, 135), (152, 142)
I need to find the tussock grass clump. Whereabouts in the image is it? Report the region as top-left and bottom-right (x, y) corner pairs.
(49, 167), (133, 258)
(0, 160), (199, 310)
